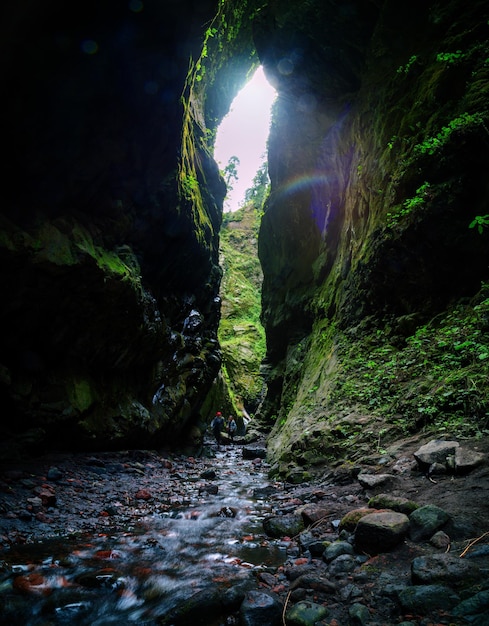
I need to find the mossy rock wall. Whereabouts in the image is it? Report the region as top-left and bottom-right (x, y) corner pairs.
(0, 0), (225, 456)
(253, 0), (489, 476)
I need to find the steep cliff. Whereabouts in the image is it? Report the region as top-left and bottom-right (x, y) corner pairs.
(0, 0), (225, 455)
(254, 0), (489, 478)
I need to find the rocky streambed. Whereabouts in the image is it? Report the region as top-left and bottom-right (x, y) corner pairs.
(0, 435), (489, 625)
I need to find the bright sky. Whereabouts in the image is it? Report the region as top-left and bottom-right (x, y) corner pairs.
(213, 66), (277, 212)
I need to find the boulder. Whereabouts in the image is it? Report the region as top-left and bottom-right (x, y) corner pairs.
(398, 584), (460, 612)
(239, 590), (283, 626)
(413, 440), (459, 469)
(411, 554), (481, 587)
(339, 508), (375, 532)
(355, 511), (410, 554)
(368, 493), (418, 515)
(322, 541), (354, 563)
(408, 505), (450, 542)
(263, 514), (304, 538)
(454, 447), (486, 473)
(286, 600), (330, 626)
(357, 473), (397, 490)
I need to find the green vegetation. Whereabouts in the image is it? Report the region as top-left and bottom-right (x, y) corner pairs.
(413, 112), (484, 156)
(219, 201), (266, 411)
(386, 182), (431, 227)
(396, 55), (418, 75)
(470, 214), (489, 234)
(330, 288), (489, 440)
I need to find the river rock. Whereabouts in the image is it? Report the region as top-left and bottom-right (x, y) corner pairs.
(338, 508), (374, 532)
(239, 590), (283, 626)
(357, 473), (396, 490)
(452, 589), (489, 620)
(349, 602), (371, 625)
(263, 514), (304, 538)
(408, 504), (450, 541)
(47, 467), (63, 481)
(411, 553), (481, 586)
(429, 530), (450, 549)
(398, 584), (460, 612)
(454, 447), (486, 472)
(368, 493), (418, 515)
(286, 600), (329, 625)
(300, 504), (330, 525)
(322, 540), (354, 563)
(242, 447), (267, 459)
(328, 554), (356, 577)
(355, 511), (410, 554)
(413, 440), (460, 469)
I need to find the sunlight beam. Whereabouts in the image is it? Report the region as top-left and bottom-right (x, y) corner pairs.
(213, 66), (276, 212)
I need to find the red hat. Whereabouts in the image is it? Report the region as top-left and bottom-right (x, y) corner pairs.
(216, 411), (221, 416)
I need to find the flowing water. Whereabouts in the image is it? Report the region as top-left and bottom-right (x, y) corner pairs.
(0, 446), (287, 625)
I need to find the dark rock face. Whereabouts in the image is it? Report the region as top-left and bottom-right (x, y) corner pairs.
(252, 0), (489, 470)
(1, 0), (224, 454)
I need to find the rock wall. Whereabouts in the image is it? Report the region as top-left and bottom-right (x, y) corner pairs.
(0, 0), (225, 455)
(253, 0), (489, 475)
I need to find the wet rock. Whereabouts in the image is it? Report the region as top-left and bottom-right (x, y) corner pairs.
(217, 506), (238, 518)
(253, 485), (280, 499)
(397, 584), (460, 612)
(348, 602), (371, 625)
(199, 484), (218, 495)
(408, 504), (450, 542)
(429, 530), (451, 549)
(452, 589), (489, 620)
(411, 553), (481, 587)
(413, 440), (460, 470)
(368, 494), (418, 515)
(47, 467), (63, 481)
(357, 473), (396, 490)
(263, 514), (304, 538)
(239, 589), (283, 626)
(355, 511), (410, 554)
(338, 508), (373, 532)
(200, 469), (216, 479)
(288, 570), (336, 595)
(135, 489), (152, 500)
(242, 448), (267, 460)
(300, 504), (330, 525)
(26, 497), (43, 512)
(322, 540), (354, 563)
(328, 554), (356, 577)
(76, 569), (124, 589)
(13, 572), (52, 596)
(286, 599), (329, 625)
(34, 488), (56, 508)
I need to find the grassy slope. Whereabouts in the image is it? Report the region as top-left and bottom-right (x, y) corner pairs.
(219, 204), (266, 414)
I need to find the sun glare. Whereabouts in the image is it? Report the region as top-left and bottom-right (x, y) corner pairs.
(213, 66), (277, 212)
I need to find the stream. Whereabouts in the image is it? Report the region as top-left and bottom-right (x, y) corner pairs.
(0, 445), (288, 625)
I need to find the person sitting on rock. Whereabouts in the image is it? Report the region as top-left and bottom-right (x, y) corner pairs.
(211, 412), (224, 448)
(227, 415), (237, 443)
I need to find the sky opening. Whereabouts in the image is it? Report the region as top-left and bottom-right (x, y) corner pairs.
(213, 66), (277, 212)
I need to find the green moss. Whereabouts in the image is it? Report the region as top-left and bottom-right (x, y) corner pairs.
(219, 203), (265, 409)
(72, 225), (135, 278)
(66, 378), (96, 413)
